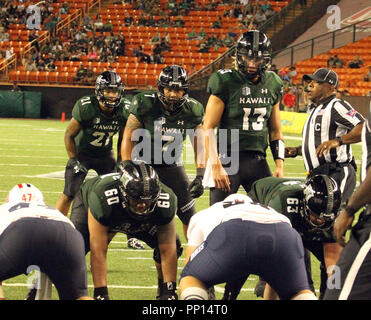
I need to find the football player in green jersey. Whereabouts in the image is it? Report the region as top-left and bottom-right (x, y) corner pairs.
(56, 71), (145, 250)
(202, 30), (285, 206)
(223, 175), (343, 300)
(121, 65), (205, 238)
(70, 161), (181, 300)
(56, 70), (130, 216)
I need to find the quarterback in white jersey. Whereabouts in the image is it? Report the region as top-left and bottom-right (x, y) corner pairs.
(179, 193), (316, 300)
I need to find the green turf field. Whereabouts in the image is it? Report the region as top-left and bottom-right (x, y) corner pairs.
(0, 118), (363, 300)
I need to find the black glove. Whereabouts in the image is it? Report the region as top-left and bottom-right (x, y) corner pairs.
(159, 282), (178, 300)
(115, 160), (132, 173)
(222, 276), (248, 300)
(68, 158), (88, 175)
(94, 287), (110, 300)
(188, 168), (205, 198)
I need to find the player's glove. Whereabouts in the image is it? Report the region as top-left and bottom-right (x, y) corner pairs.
(115, 160), (132, 173)
(68, 158), (88, 175)
(94, 287), (110, 300)
(222, 276), (248, 300)
(159, 282), (178, 300)
(188, 168), (205, 198)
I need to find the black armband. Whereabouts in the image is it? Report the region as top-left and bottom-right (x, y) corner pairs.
(196, 167), (205, 177)
(270, 139), (285, 160)
(336, 137), (344, 146)
(344, 205), (358, 217)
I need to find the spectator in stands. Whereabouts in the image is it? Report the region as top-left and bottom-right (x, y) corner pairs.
(24, 56), (37, 71)
(327, 54), (336, 68)
(74, 63), (88, 83)
(124, 12), (134, 26)
(59, 1), (70, 15)
(152, 44), (163, 64)
(279, 70), (290, 82)
(333, 55), (344, 68)
(264, 5), (275, 19)
(28, 29), (40, 52)
(46, 58), (56, 71)
(260, 1), (272, 13)
(138, 12), (148, 26)
(150, 32), (161, 45)
(93, 16), (104, 32)
(227, 27), (238, 39)
(270, 64), (279, 74)
(364, 66), (371, 82)
(197, 27), (208, 41)
(212, 16), (223, 29)
(167, 0), (178, 16)
(174, 15), (185, 27)
(295, 85), (309, 113)
(255, 8), (267, 26)
(87, 45), (99, 62)
(103, 20), (113, 32)
(0, 26), (10, 42)
(348, 55), (364, 69)
(187, 27), (198, 40)
(282, 87), (296, 112)
(160, 32), (171, 51)
(4, 45), (13, 59)
(287, 66), (297, 79)
(221, 33), (235, 48)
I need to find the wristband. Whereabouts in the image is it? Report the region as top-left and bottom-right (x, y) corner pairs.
(337, 137), (344, 146)
(196, 167), (205, 177)
(94, 286), (109, 300)
(270, 139), (285, 160)
(344, 205), (358, 216)
(163, 281), (177, 291)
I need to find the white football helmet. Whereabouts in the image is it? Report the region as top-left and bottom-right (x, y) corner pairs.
(6, 183), (45, 205)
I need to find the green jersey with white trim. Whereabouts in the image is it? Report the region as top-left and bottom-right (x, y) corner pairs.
(130, 91), (204, 165)
(72, 95), (131, 157)
(207, 69), (283, 155)
(80, 172), (177, 233)
(249, 176), (336, 242)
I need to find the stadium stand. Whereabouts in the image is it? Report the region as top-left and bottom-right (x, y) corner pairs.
(1, 0), (294, 88)
(281, 36), (371, 96)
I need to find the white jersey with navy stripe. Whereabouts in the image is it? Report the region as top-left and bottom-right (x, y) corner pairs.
(0, 202), (75, 236)
(186, 194), (291, 247)
(302, 96), (364, 172)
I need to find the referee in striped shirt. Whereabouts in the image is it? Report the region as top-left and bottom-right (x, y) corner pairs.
(324, 106), (371, 299)
(285, 68), (364, 204)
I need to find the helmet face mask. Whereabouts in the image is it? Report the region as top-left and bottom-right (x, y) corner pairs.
(95, 71), (124, 109)
(303, 175), (341, 230)
(158, 65), (189, 116)
(236, 30), (272, 79)
(119, 161), (161, 220)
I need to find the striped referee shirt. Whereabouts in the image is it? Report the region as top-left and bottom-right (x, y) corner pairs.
(302, 95), (364, 172)
(361, 106), (371, 182)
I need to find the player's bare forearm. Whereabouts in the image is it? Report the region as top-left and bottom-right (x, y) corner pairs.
(346, 166), (371, 211)
(121, 114), (142, 160)
(64, 118), (81, 158)
(157, 220), (177, 283)
(341, 122), (363, 144)
(88, 210), (109, 288)
(193, 125), (206, 168)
